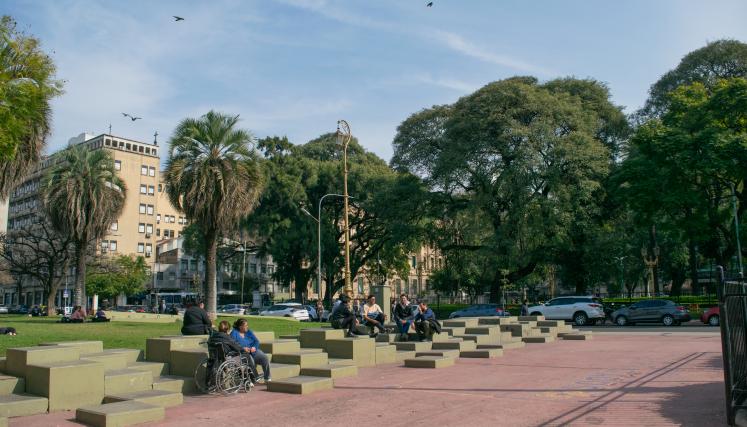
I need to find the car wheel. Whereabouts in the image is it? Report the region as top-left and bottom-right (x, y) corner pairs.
(662, 314), (674, 326)
(573, 311), (588, 326)
(284, 314), (292, 317)
(708, 315), (720, 326)
(615, 315), (628, 326)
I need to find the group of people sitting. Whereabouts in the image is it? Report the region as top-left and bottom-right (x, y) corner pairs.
(181, 299), (271, 384)
(330, 293), (441, 341)
(58, 306), (110, 323)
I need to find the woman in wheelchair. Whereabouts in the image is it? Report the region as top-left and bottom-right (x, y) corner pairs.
(203, 320), (258, 392)
(230, 318), (272, 384)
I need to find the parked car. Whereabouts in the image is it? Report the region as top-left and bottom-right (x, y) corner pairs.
(527, 296), (606, 326)
(259, 303), (310, 321)
(701, 306), (719, 326)
(10, 305), (28, 314)
(448, 304), (510, 319)
(217, 304), (246, 315)
(0, 306), (8, 314)
(611, 299), (691, 326)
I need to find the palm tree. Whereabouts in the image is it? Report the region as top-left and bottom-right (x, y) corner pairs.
(165, 111), (264, 318)
(43, 144), (126, 309)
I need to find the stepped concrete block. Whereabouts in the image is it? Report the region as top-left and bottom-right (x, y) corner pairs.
(415, 350), (460, 359)
(151, 376), (196, 394)
(299, 328), (345, 349)
(254, 331), (275, 342)
(0, 417), (5, 427)
(271, 350), (328, 368)
(258, 363), (300, 380)
(518, 315), (545, 322)
(103, 389), (183, 408)
(431, 340), (476, 351)
(442, 318), (479, 328)
(440, 327), (466, 337)
(26, 360), (104, 411)
(5, 346), (80, 378)
(500, 324), (530, 337)
(266, 375), (333, 394)
(101, 349), (144, 365)
(168, 348), (207, 377)
(0, 358), (5, 374)
(519, 320), (538, 327)
(325, 338), (375, 367)
(392, 341), (431, 352)
(375, 333), (398, 343)
(375, 344), (396, 365)
(327, 358), (357, 366)
(560, 333), (592, 340)
(129, 361), (169, 377)
(300, 364), (358, 379)
(278, 334), (299, 340)
(39, 340), (103, 355)
(522, 336), (555, 344)
(477, 317), (518, 325)
(145, 336), (206, 363)
(539, 326), (558, 335)
(455, 334), (497, 345)
(76, 401), (164, 427)
(395, 351), (416, 362)
(261, 340), (300, 354)
(406, 332), (451, 343)
(81, 352), (130, 370)
(480, 341), (525, 350)
(404, 356), (455, 369)
(0, 376), (24, 395)
(460, 348), (503, 358)
(105, 369), (153, 395)
(465, 327), (502, 337)
(0, 394), (48, 417)
(537, 320), (566, 328)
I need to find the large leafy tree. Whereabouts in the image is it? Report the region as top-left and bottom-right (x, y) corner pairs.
(0, 16), (63, 196)
(392, 76), (628, 299)
(43, 145), (126, 309)
(164, 111), (264, 318)
(86, 255), (150, 300)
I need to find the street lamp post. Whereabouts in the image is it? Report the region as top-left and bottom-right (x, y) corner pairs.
(337, 120), (353, 298)
(731, 183), (744, 278)
(614, 255), (628, 298)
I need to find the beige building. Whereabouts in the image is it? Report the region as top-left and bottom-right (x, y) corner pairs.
(4, 132), (187, 306)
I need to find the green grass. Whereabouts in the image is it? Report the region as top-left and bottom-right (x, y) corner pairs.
(0, 315), (329, 356)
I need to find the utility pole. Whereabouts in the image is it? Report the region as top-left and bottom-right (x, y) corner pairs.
(732, 183), (744, 278)
(337, 120), (353, 298)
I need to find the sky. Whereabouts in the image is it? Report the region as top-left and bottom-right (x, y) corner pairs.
(6, 0), (747, 162)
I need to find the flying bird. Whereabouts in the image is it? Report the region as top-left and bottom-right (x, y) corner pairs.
(122, 113), (142, 121)
(426, 2), (433, 6)
(173, 16), (185, 21)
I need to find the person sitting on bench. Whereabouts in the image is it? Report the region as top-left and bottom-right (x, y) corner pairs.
(181, 299), (212, 335)
(230, 318), (271, 384)
(414, 300), (440, 342)
(393, 294), (415, 341)
(330, 295), (363, 338)
(362, 294), (386, 336)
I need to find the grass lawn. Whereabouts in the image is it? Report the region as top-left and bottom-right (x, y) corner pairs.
(0, 314), (329, 356)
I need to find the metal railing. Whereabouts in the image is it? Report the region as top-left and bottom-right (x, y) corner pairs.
(717, 266), (747, 425)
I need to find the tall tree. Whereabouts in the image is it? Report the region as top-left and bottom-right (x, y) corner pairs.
(43, 145), (126, 309)
(86, 255), (150, 300)
(0, 16), (63, 197)
(165, 111), (264, 318)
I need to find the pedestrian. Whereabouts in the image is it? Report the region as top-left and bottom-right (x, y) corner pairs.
(315, 300), (325, 322)
(520, 300), (529, 316)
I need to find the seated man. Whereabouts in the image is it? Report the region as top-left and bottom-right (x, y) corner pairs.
(414, 300), (440, 342)
(181, 299), (212, 335)
(362, 294), (386, 337)
(393, 294), (415, 341)
(70, 305), (85, 323)
(330, 295), (363, 338)
(92, 307), (110, 322)
(230, 318), (270, 384)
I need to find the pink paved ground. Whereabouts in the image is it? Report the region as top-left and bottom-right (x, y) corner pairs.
(14, 331), (726, 427)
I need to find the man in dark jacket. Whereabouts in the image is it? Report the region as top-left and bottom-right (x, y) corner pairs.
(393, 294), (415, 341)
(330, 295), (362, 337)
(181, 299), (212, 335)
(414, 300), (440, 342)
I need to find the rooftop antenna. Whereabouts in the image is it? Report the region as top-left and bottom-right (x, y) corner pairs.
(108, 124), (112, 135)
(153, 131), (159, 146)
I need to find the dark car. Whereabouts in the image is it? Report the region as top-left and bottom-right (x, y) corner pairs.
(611, 299), (691, 326)
(10, 305), (28, 314)
(449, 304), (510, 319)
(701, 306), (719, 326)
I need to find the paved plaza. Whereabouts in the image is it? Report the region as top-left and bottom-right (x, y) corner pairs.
(14, 330), (725, 427)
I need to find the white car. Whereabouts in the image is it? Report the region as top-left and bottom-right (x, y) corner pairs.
(259, 303), (310, 321)
(217, 304), (246, 315)
(527, 296), (605, 326)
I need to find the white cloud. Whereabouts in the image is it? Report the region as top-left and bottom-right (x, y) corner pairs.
(414, 74), (478, 93)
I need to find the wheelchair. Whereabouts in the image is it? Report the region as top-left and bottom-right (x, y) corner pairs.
(194, 340), (256, 395)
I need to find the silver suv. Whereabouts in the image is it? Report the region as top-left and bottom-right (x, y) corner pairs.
(527, 296), (605, 326)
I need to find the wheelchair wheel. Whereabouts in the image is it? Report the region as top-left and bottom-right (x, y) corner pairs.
(194, 356), (215, 394)
(215, 359), (243, 394)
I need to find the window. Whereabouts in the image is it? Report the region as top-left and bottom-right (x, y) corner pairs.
(158, 184), (163, 192)
(138, 223), (145, 233)
(261, 264), (267, 274)
(141, 165), (148, 176)
(110, 221), (118, 231)
(110, 241), (117, 251)
(140, 185), (147, 194)
(146, 224), (153, 234)
(114, 160), (121, 171)
(357, 277), (364, 294)
(411, 256), (417, 268)
(156, 214), (161, 223)
(149, 167), (156, 177)
(147, 205), (154, 215)
(156, 228), (160, 237)
(145, 243), (152, 254)
(250, 264), (257, 274)
(101, 240), (109, 250)
(181, 259), (188, 271)
(137, 243), (144, 253)
(157, 272), (163, 281)
(139, 204), (146, 214)
(148, 185), (155, 195)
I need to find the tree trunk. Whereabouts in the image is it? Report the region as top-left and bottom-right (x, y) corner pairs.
(649, 225), (660, 294)
(205, 231), (218, 320)
(294, 269), (306, 302)
(688, 239), (700, 295)
(46, 277), (62, 316)
(75, 243), (87, 310)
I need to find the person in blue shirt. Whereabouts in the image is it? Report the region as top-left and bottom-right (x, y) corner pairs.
(414, 300), (440, 342)
(230, 318), (271, 383)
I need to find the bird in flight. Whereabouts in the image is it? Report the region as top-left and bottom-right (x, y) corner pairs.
(173, 16), (185, 21)
(122, 113), (142, 121)
(426, 2), (433, 6)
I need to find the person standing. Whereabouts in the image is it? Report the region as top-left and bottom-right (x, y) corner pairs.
(520, 300), (529, 316)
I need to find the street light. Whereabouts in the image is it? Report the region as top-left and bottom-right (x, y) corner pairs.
(731, 183), (744, 278)
(300, 194), (354, 303)
(337, 120), (353, 297)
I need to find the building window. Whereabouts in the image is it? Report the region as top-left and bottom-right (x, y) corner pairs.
(261, 264), (267, 274)
(181, 259), (188, 271)
(411, 256), (417, 268)
(145, 243), (152, 255)
(148, 185), (155, 195)
(137, 243), (144, 253)
(110, 241), (117, 251)
(139, 203), (146, 214)
(101, 240), (109, 250)
(138, 223), (145, 233)
(146, 204), (154, 215)
(156, 228), (160, 236)
(158, 184), (163, 192)
(141, 165), (148, 176)
(149, 166), (156, 177)
(146, 224), (153, 234)
(114, 160), (121, 171)
(250, 263), (257, 274)
(140, 185), (147, 194)
(156, 214), (161, 223)
(110, 221), (118, 231)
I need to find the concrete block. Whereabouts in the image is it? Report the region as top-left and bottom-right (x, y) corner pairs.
(26, 360), (104, 412)
(325, 338), (376, 367)
(500, 324), (530, 338)
(0, 394), (48, 417)
(522, 336), (555, 343)
(460, 348), (503, 358)
(168, 348), (207, 377)
(260, 340), (300, 354)
(415, 350), (460, 359)
(101, 349), (144, 365)
(0, 358), (5, 374)
(253, 331), (275, 343)
(300, 364), (358, 379)
(442, 318), (479, 328)
(394, 351), (415, 362)
(375, 344), (396, 365)
(477, 317), (518, 325)
(299, 328), (345, 349)
(103, 389), (183, 408)
(431, 340), (476, 351)
(518, 315), (545, 322)
(76, 401), (164, 427)
(404, 356), (455, 369)
(560, 333), (592, 340)
(392, 341), (431, 352)
(327, 358), (358, 366)
(375, 333), (398, 343)
(151, 376), (196, 394)
(455, 334), (497, 345)
(81, 352), (129, 370)
(5, 346), (80, 378)
(0, 376), (24, 395)
(104, 369), (153, 395)
(537, 320), (566, 328)
(278, 335), (299, 340)
(266, 376), (333, 394)
(258, 363), (300, 380)
(0, 417), (5, 427)
(39, 340), (103, 355)
(272, 350), (328, 368)
(129, 361), (169, 377)
(145, 336), (206, 363)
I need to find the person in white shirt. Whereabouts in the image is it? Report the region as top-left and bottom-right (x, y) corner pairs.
(362, 294), (387, 336)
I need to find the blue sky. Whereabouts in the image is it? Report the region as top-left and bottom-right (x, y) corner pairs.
(7, 0), (747, 161)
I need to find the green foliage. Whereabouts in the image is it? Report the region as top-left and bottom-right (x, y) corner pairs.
(86, 255), (150, 298)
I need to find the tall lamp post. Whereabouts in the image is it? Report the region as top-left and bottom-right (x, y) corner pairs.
(300, 194), (351, 303)
(337, 120), (353, 297)
(613, 255), (629, 298)
(731, 183), (744, 278)
(642, 246), (659, 297)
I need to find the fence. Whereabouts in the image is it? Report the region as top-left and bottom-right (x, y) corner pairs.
(717, 266), (747, 425)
